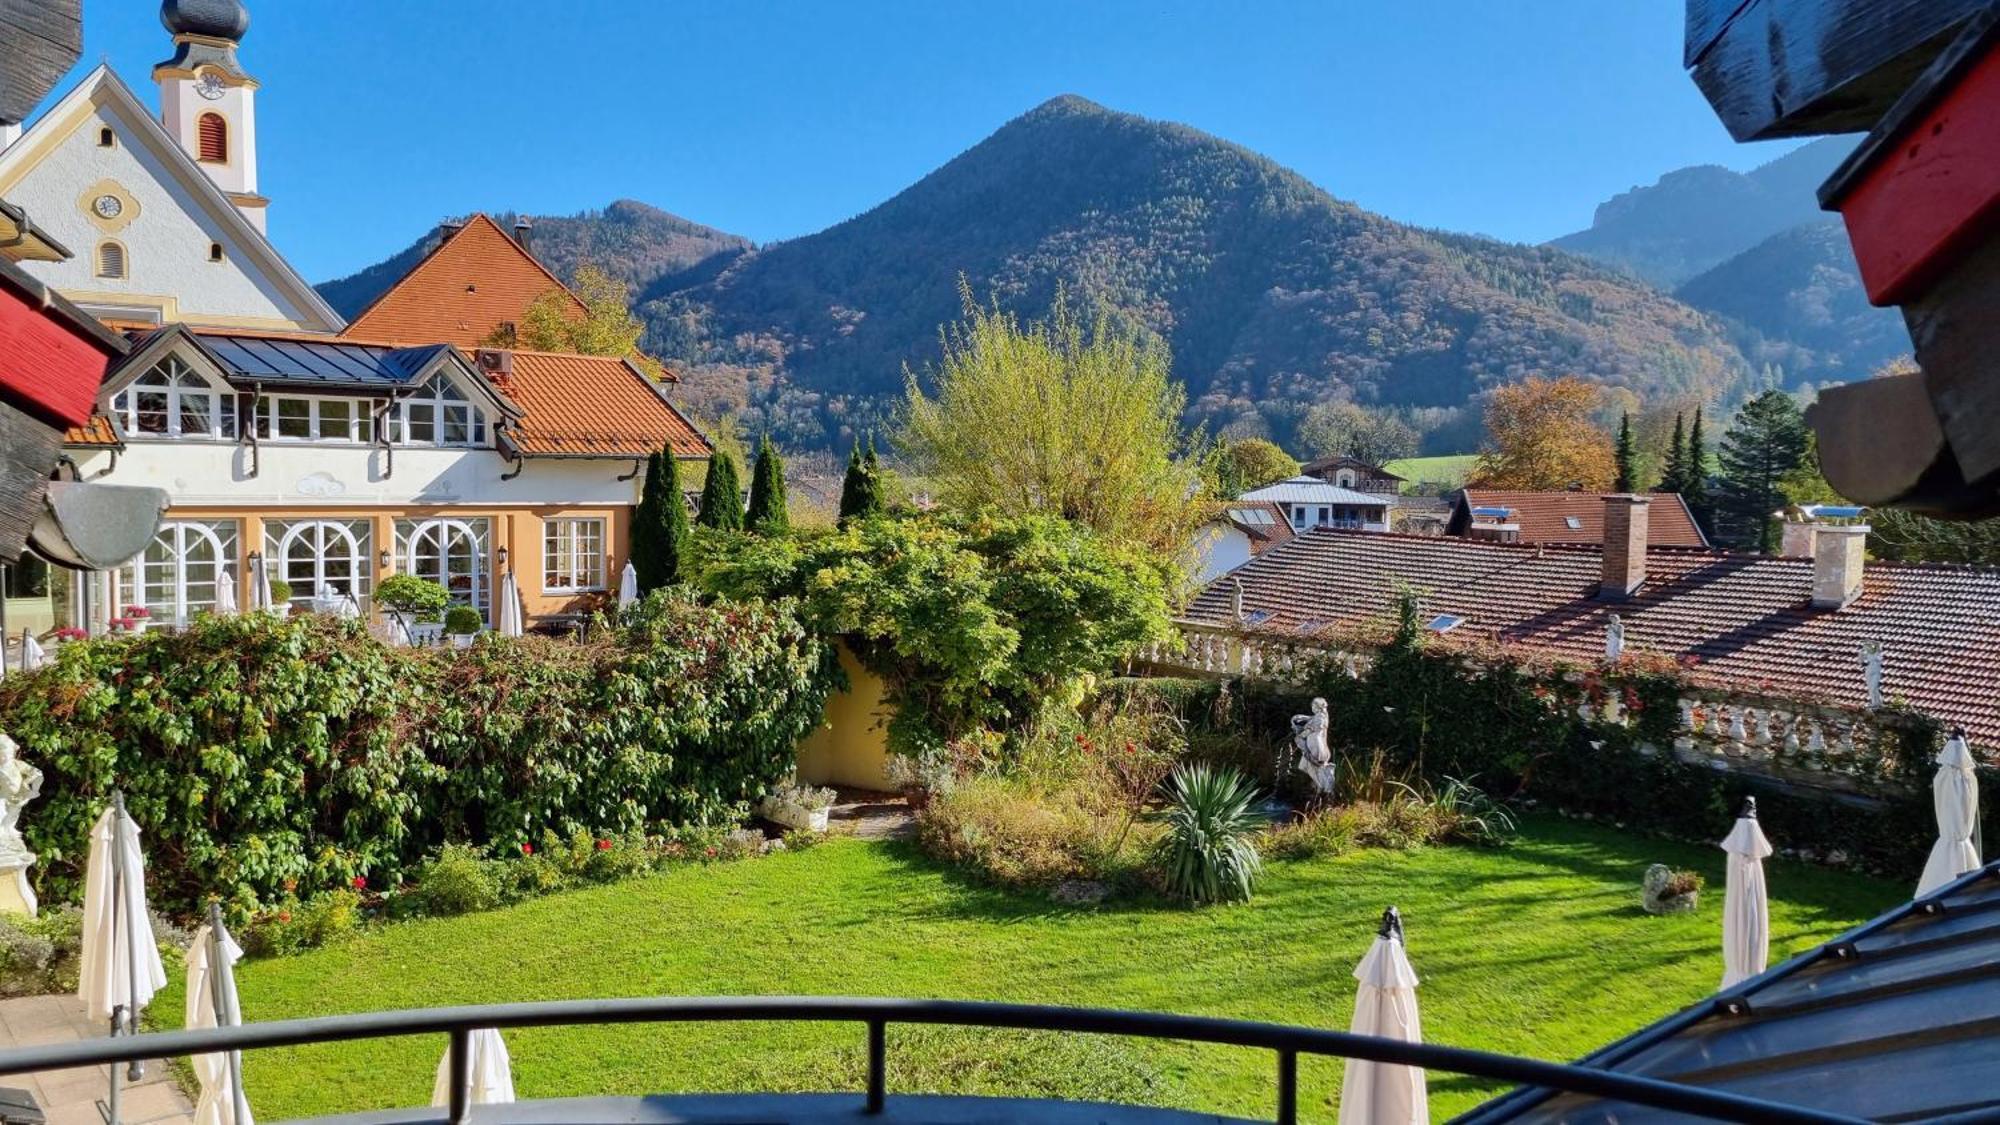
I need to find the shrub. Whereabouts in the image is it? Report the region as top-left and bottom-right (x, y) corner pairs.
(917, 778), (1104, 889)
(1151, 764), (1265, 905)
(1661, 869), (1705, 898)
(267, 579), (293, 606)
(443, 606), (483, 636)
(405, 844), (500, 916)
(245, 890), (360, 957)
(1260, 807), (1362, 861)
(376, 575), (451, 624)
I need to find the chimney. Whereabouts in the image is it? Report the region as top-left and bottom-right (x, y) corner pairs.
(439, 217), (466, 241)
(1600, 495), (1650, 600)
(1779, 517), (1818, 559)
(1812, 523), (1871, 609)
(513, 216), (533, 251)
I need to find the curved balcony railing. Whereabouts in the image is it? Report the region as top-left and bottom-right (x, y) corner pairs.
(0, 996), (1864, 1125)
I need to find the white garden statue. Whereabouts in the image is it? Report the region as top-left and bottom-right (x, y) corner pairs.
(1605, 614), (1626, 663)
(1861, 641), (1885, 709)
(1291, 698), (1337, 797)
(0, 733), (43, 917)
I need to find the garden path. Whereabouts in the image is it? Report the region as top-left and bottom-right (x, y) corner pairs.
(0, 995), (192, 1125)
(827, 789), (913, 839)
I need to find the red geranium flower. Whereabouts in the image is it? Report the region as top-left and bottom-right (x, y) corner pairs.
(351, 876), (366, 890)
(520, 843), (534, 856)
(595, 839), (612, 851)
(704, 846), (717, 858)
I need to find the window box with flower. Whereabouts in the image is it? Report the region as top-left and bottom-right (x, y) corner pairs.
(758, 778), (837, 833)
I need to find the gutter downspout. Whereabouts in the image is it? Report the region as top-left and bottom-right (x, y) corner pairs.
(616, 457), (643, 482)
(238, 386), (261, 479)
(499, 423), (525, 482)
(374, 395), (400, 480)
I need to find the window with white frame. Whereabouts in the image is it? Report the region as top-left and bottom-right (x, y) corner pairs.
(542, 518), (606, 592)
(386, 374), (485, 447)
(264, 519), (373, 609)
(116, 520), (239, 625)
(110, 356), (234, 439)
(395, 517), (490, 621)
(252, 394), (376, 443)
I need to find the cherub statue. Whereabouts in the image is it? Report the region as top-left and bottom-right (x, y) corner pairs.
(1605, 613), (1625, 663)
(1290, 698), (1336, 797)
(0, 734), (42, 863)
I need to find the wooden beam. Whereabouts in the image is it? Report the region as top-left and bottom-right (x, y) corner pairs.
(0, 0), (81, 125)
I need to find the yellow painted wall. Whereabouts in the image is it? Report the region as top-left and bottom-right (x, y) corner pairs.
(797, 641), (894, 791)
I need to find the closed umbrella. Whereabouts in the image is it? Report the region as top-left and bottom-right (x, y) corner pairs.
(618, 562), (638, 610)
(1917, 731), (1981, 898)
(431, 1028), (514, 1109)
(496, 571), (523, 638)
(214, 568), (238, 618)
(247, 555), (271, 614)
(385, 613), (412, 647)
(1339, 906), (1426, 1125)
(186, 905), (252, 1125)
(338, 590), (362, 621)
(80, 793), (167, 1125)
(1720, 797), (1772, 989)
(18, 630), (43, 673)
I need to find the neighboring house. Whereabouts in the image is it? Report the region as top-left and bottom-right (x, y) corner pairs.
(342, 214), (586, 349)
(0, 5), (343, 333)
(1180, 497), (2000, 746)
(1299, 455), (1403, 494)
(1239, 476), (1393, 533)
(1448, 488), (1709, 548)
(1187, 501), (1294, 587)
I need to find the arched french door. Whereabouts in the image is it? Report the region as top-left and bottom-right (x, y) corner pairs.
(396, 518), (490, 622)
(265, 519), (373, 609)
(117, 520), (238, 624)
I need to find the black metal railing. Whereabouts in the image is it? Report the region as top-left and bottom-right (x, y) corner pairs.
(0, 996), (1867, 1125)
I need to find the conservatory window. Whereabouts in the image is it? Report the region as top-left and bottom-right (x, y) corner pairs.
(115, 520), (239, 625)
(264, 519), (373, 610)
(110, 357), (234, 439)
(253, 395), (374, 443)
(395, 517), (490, 621)
(393, 374), (484, 447)
(542, 518), (606, 593)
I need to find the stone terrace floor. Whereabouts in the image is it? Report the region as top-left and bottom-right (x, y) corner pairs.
(0, 995), (192, 1125)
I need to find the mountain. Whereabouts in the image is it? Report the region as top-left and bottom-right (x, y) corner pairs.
(1549, 138), (1852, 287)
(318, 200), (750, 320)
(639, 95), (1752, 451)
(1674, 219), (1907, 387)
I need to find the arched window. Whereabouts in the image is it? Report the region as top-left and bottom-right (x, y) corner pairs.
(394, 373), (485, 447)
(96, 241), (126, 279)
(266, 520), (373, 611)
(97, 127), (115, 148)
(396, 518), (490, 622)
(197, 113), (228, 163)
(110, 356), (235, 438)
(116, 520), (239, 625)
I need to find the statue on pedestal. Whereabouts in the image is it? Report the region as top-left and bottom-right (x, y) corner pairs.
(1291, 698), (1336, 798)
(0, 734), (42, 917)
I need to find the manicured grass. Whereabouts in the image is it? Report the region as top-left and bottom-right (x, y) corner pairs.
(158, 817), (1898, 1121)
(1384, 454), (1477, 491)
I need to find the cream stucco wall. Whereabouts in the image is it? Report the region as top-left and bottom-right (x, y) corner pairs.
(796, 643), (894, 791)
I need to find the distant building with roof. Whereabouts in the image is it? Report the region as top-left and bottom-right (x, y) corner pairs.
(1238, 476), (1394, 533)
(1298, 455), (1403, 495)
(342, 214), (588, 349)
(1448, 488), (1710, 549)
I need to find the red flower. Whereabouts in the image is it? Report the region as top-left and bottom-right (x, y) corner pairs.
(276, 910), (292, 924)
(595, 839), (612, 851)
(520, 843), (534, 856)
(704, 846), (717, 858)
(1123, 742), (1136, 755)
(351, 876), (366, 890)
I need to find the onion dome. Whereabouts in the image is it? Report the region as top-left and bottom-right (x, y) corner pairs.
(161, 0), (250, 42)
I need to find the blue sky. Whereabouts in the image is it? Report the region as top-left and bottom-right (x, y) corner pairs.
(59, 1), (1809, 283)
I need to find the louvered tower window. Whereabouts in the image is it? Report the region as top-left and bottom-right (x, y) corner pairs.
(197, 113), (228, 163)
(96, 242), (126, 279)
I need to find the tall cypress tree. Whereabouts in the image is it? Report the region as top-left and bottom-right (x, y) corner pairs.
(745, 435), (791, 535)
(1658, 414), (1687, 495)
(658, 449), (693, 583)
(838, 437), (884, 523)
(1613, 412), (1638, 492)
(1685, 409), (1714, 537)
(630, 451), (668, 592)
(696, 449), (744, 531)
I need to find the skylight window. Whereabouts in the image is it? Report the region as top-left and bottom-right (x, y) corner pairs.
(1565, 516), (1584, 530)
(1427, 614), (1464, 633)
(1242, 610), (1275, 627)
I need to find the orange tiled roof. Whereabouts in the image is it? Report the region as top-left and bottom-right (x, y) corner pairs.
(1185, 531), (2000, 746)
(65, 414), (119, 447)
(1458, 489), (1710, 548)
(501, 350), (709, 459)
(343, 215), (586, 349)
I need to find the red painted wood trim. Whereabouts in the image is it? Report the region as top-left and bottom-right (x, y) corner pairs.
(0, 281), (115, 428)
(1838, 42), (2000, 306)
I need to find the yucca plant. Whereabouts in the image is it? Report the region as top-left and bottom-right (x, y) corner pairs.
(1153, 763), (1267, 905)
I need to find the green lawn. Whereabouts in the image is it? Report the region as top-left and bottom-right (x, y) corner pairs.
(159, 817), (1898, 1121)
(1384, 454), (1477, 491)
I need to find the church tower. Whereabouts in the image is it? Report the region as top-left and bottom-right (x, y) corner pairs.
(153, 0), (265, 231)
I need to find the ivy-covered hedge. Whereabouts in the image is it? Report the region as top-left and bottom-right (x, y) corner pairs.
(0, 592), (837, 916)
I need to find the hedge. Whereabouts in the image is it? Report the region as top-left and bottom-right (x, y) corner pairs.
(0, 591), (838, 916)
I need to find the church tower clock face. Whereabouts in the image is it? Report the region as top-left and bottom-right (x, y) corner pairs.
(92, 195), (123, 219)
(196, 72), (227, 100)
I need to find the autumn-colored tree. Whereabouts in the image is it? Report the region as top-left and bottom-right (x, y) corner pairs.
(485, 264), (662, 377)
(1470, 376), (1617, 491)
(1209, 438), (1298, 496)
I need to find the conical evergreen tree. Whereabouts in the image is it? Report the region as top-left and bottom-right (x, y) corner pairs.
(838, 436), (885, 524)
(1658, 414), (1687, 495)
(745, 436), (791, 535)
(1614, 412), (1638, 492)
(1685, 409), (1715, 538)
(630, 451), (668, 592)
(658, 448), (693, 583)
(696, 450), (744, 531)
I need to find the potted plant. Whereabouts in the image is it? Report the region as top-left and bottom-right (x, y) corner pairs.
(267, 579), (293, 615)
(376, 574), (450, 638)
(443, 605), (484, 648)
(123, 605), (151, 633)
(758, 778), (837, 832)
(1642, 864), (1704, 915)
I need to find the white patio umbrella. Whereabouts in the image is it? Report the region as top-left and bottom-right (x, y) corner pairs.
(385, 613), (412, 647)
(1339, 906), (1427, 1125)
(18, 630), (43, 673)
(214, 569), (238, 618)
(337, 590), (362, 621)
(496, 570), (523, 638)
(80, 793), (168, 1125)
(186, 904), (253, 1125)
(1720, 797), (1773, 989)
(431, 1028), (514, 1109)
(618, 562), (638, 609)
(1917, 731), (1981, 898)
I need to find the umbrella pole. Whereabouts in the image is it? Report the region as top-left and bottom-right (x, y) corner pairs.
(113, 794), (143, 1084)
(105, 794), (125, 1125)
(207, 903), (250, 1125)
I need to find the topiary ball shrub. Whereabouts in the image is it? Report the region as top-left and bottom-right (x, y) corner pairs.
(443, 606), (483, 636)
(1152, 763), (1266, 905)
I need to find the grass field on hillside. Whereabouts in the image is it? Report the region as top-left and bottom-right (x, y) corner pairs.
(1384, 454), (1478, 491)
(158, 817), (1897, 1121)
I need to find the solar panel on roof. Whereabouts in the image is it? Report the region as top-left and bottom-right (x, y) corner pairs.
(1471, 507), (1515, 519)
(198, 335), (419, 387)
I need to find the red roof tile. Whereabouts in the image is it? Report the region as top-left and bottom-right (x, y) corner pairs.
(1458, 490), (1710, 548)
(343, 215), (586, 349)
(501, 350), (709, 459)
(1184, 531), (2000, 746)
